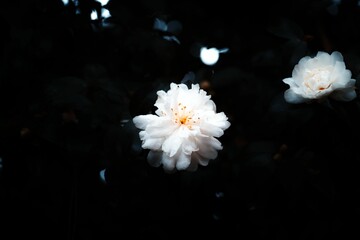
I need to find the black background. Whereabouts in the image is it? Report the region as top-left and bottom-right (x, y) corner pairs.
(1, 0), (360, 239)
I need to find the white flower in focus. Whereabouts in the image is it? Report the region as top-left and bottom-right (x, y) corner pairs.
(133, 83), (230, 172)
(282, 51), (356, 103)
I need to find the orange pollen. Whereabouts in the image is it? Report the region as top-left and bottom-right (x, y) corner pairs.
(179, 116), (187, 124)
(171, 103), (200, 126)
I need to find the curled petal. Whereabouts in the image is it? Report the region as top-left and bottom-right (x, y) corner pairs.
(200, 122), (224, 138)
(207, 112), (231, 130)
(162, 152), (176, 172)
(284, 89), (308, 103)
(331, 51), (344, 62)
(182, 136), (199, 155)
(197, 139), (220, 160)
(192, 152), (210, 166)
(146, 118), (177, 138)
(133, 115), (159, 130)
(175, 151), (191, 170)
(142, 137), (163, 150)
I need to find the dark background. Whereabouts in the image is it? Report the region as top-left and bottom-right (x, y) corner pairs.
(1, 0), (360, 239)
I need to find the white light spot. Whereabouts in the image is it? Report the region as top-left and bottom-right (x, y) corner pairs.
(200, 47), (220, 65)
(101, 8), (111, 19)
(91, 10), (98, 20)
(95, 0), (110, 6)
(199, 47), (229, 65)
(61, 0), (70, 5)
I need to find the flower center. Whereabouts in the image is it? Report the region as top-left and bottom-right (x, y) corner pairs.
(179, 116), (187, 125)
(171, 102), (200, 129)
(303, 67), (332, 93)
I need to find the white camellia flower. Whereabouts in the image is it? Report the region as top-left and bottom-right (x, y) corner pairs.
(133, 83), (231, 172)
(282, 51), (357, 103)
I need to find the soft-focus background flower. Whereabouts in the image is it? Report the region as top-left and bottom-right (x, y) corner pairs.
(283, 51), (356, 103)
(1, 0), (360, 239)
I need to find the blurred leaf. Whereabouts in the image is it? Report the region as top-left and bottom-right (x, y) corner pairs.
(47, 77), (87, 97)
(46, 77), (92, 111)
(267, 17), (304, 40)
(282, 39), (308, 67)
(251, 49), (282, 68)
(180, 71), (196, 86)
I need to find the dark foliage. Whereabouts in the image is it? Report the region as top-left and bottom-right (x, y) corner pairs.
(1, 0), (360, 239)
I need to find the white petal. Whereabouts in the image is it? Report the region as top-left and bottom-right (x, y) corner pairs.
(146, 118), (177, 138)
(207, 112), (231, 130)
(139, 130), (146, 140)
(155, 90), (168, 109)
(176, 151), (191, 170)
(284, 89), (307, 104)
(182, 136), (199, 155)
(142, 137), (163, 150)
(297, 56), (311, 67)
(283, 77), (299, 88)
(330, 61), (351, 87)
(192, 152), (210, 166)
(178, 83), (189, 91)
(295, 56), (311, 75)
(162, 128), (183, 157)
(283, 78), (304, 95)
(191, 84), (200, 92)
(197, 138), (219, 159)
(200, 121), (224, 137)
(314, 51), (333, 67)
(162, 152), (176, 172)
(331, 69), (353, 89)
(331, 51), (344, 62)
(207, 137), (223, 150)
(199, 158), (210, 166)
(170, 82), (178, 90)
(133, 115), (159, 129)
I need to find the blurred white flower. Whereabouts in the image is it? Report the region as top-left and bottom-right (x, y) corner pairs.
(90, 10), (98, 20)
(283, 51), (357, 103)
(61, 0), (69, 5)
(101, 8), (111, 19)
(95, 0), (110, 6)
(133, 83), (230, 172)
(90, 8), (111, 21)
